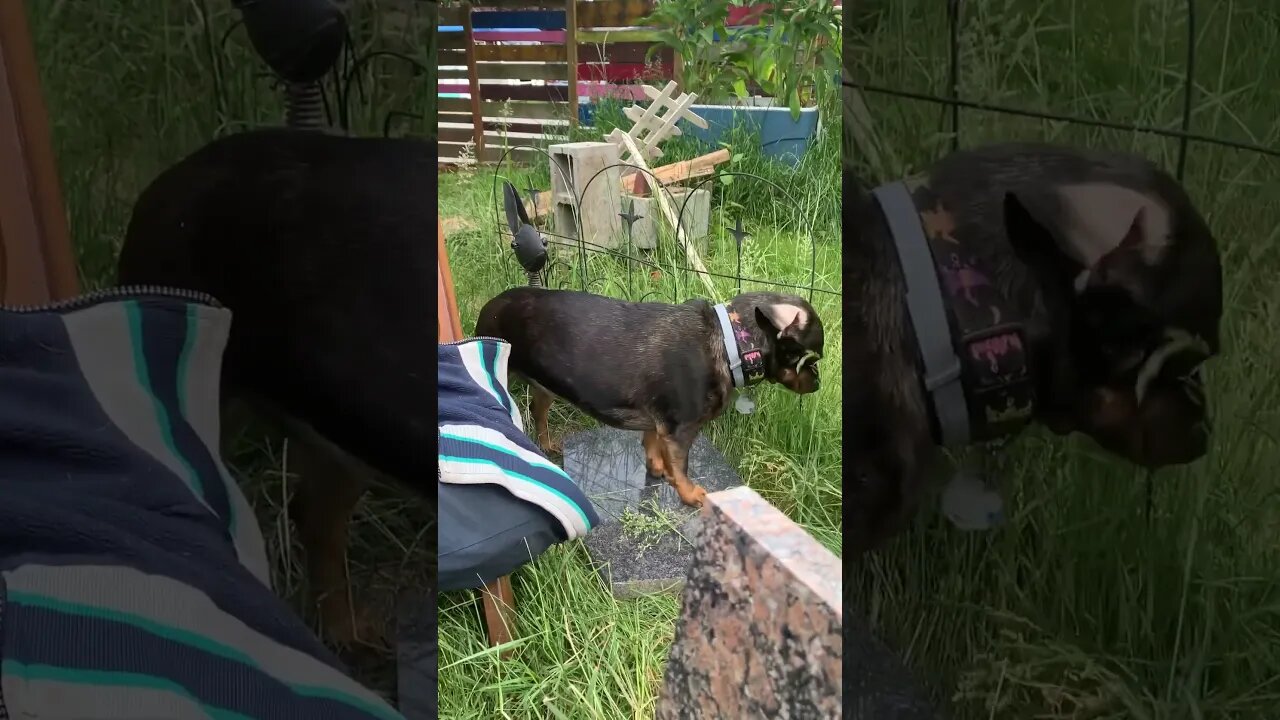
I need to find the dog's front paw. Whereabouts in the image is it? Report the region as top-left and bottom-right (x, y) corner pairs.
(677, 484), (708, 508)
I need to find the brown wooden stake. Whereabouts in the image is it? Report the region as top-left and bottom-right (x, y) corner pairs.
(462, 4), (484, 156)
(565, 0), (579, 128)
(481, 576), (516, 656)
(0, 0), (78, 305)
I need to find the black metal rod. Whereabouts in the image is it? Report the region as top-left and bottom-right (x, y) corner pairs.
(843, 80), (1280, 160)
(947, 0), (962, 151)
(1176, 0), (1197, 180)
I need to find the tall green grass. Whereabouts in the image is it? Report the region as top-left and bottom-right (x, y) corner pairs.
(438, 90), (842, 717)
(849, 1), (1280, 717)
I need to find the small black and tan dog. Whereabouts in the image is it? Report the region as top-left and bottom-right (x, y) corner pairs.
(476, 286), (825, 507)
(847, 142), (1223, 552)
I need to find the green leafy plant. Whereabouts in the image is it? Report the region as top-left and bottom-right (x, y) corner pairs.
(642, 0), (751, 104)
(644, 0), (842, 119)
(742, 0), (842, 119)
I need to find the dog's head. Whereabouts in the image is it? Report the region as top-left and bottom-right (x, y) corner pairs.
(1003, 182), (1222, 468)
(728, 292), (826, 394)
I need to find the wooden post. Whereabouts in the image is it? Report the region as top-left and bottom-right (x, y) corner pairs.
(565, 0), (579, 128)
(462, 4), (484, 156)
(0, 0), (79, 305)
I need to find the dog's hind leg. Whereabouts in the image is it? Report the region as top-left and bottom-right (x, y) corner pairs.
(287, 429), (375, 648)
(642, 429), (667, 477)
(529, 382), (561, 455)
(658, 424), (707, 508)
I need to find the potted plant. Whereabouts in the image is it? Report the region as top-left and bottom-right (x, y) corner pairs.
(643, 0), (841, 165)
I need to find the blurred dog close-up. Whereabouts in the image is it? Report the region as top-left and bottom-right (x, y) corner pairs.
(117, 127), (436, 650)
(846, 142), (1223, 553)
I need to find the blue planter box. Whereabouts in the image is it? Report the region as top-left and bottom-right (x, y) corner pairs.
(578, 98), (821, 167)
(679, 101), (821, 167)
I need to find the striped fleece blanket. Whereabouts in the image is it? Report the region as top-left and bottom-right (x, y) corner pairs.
(437, 339), (597, 543)
(0, 294), (403, 720)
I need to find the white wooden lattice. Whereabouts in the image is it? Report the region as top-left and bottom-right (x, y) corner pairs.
(606, 81), (709, 166)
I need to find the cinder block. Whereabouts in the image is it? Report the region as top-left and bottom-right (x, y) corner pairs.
(621, 187), (711, 252)
(549, 142), (622, 251)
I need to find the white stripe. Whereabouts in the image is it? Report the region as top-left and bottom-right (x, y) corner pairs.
(438, 423), (569, 478)
(438, 455), (587, 538)
(491, 341), (523, 428)
(456, 341), (523, 430)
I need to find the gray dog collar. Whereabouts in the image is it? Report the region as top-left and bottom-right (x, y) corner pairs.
(714, 303), (747, 388)
(714, 303), (767, 389)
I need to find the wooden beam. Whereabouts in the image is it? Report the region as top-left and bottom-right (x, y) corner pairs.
(565, 0), (578, 128)
(0, 0), (78, 305)
(440, 98), (571, 121)
(615, 132), (717, 300)
(621, 148), (730, 195)
(576, 0), (655, 28)
(441, 42), (656, 64)
(462, 5), (484, 155)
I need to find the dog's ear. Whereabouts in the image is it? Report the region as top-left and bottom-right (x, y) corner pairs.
(1003, 191), (1078, 306)
(502, 181), (529, 236)
(1009, 184), (1170, 301)
(754, 302), (810, 343)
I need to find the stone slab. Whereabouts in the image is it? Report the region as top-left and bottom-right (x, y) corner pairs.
(656, 486), (841, 720)
(562, 426), (743, 599)
(846, 613), (945, 719)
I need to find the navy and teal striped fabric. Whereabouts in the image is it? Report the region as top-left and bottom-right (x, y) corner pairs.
(0, 297), (403, 720)
(437, 339), (598, 591)
(437, 339), (598, 538)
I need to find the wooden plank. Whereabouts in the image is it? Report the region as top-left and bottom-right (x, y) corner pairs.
(484, 120), (568, 135)
(471, 0), (564, 9)
(620, 148), (731, 194)
(472, 44), (566, 63)
(0, 0), (78, 304)
(438, 143), (545, 164)
(437, 32), (469, 51)
(565, 0), (578, 128)
(438, 65), (468, 79)
(439, 7), (471, 25)
(478, 84), (570, 102)
(474, 30), (565, 42)
(576, 0), (655, 28)
(471, 9), (566, 30)
(439, 125), (568, 144)
(577, 29), (663, 43)
(463, 6), (484, 154)
(441, 42), (656, 65)
(478, 62), (568, 81)
(440, 98), (569, 120)
(578, 62), (668, 82)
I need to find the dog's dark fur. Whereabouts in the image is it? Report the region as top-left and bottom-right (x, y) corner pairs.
(116, 127), (434, 646)
(847, 142), (1223, 552)
(476, 286), (825, 506)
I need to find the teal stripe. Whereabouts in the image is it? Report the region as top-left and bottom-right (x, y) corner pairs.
(7, 592), (402, 720)
(1, 660), (257, 720)
(125, 302), (204, 500)
(176, 303), (237, 538)
(439, 453), (592, 529)
(439, 431), (569, 479)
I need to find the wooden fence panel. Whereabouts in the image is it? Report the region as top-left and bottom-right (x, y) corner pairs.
(437, 1), (841, 165)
